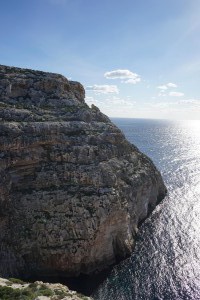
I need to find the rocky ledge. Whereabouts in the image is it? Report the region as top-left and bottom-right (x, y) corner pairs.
(0, 65), (167, 280)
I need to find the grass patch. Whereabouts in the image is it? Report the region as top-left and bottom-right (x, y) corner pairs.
(54, 288), (71, 299)
(9, 278), (26, 284)
(77, 292), (90, 299)
(0, 283), (53, 300)
(0, 286), (36, 300)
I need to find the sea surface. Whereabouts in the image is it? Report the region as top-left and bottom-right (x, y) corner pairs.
(94, 118), (200, 300)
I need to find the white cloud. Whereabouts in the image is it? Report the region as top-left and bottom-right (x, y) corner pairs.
(180, 99), (200, 106)
(86, 84), (119, 94)
(167, 82), (177, 88)
(157, 85), (168, 90)
(151, 102), (170, 109)
(157, 82), (178, 90)
(158, 92), (167, 97)
(123, 78), (141, 84)
(169, 91), (184, 97)
(108, 96), (136, 106)
(151, 101), (178, 107)
(151, 99), (200, 108)
(104, 69), (141, 84)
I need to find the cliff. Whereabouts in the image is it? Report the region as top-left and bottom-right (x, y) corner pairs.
(0, 64), (167, 279)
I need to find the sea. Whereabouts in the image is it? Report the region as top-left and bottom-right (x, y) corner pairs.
(93, 118), (200, 300)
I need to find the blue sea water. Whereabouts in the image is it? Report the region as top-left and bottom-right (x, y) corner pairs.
(94, 118), (200, 300)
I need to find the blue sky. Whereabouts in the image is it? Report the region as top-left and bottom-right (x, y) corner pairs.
(1, 0), (200, 119)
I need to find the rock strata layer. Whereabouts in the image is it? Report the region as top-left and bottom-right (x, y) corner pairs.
(0, 64), (167, 278)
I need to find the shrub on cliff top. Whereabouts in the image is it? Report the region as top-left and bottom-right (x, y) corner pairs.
(0, 284), (53, 299)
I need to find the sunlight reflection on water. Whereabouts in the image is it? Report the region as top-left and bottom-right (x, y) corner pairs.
(94, 119), (200, 300)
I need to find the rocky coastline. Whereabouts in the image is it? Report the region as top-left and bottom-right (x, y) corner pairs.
(0, 64), (166, 297)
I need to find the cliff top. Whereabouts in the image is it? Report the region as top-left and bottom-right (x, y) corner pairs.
(0, 64), (109, 123)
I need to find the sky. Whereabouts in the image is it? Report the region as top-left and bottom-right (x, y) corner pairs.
(1, 0), (200, 119)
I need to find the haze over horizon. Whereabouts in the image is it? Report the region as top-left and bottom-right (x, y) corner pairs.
(1, 0), (200, 119)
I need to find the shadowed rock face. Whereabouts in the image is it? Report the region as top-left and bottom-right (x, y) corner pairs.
(0, 65), (167, 278)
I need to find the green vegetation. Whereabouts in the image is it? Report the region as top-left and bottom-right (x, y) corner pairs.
(0, 283), (53, 300)
(76, 293), (90, 300)
(0, 281), (91, 299)
(54, 288), (71, 299)
(8, 278), (25, 284)
(0, 286), (22, 300)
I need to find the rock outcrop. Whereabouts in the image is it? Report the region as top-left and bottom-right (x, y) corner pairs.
(0, 65), (167, 279)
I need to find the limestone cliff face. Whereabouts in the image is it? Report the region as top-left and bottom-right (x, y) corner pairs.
(0, 65), (167, 278)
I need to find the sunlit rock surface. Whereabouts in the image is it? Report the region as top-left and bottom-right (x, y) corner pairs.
(0, 65), (166, 278)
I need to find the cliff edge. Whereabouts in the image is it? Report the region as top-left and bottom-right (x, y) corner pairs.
(0, 65), (167, 278)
